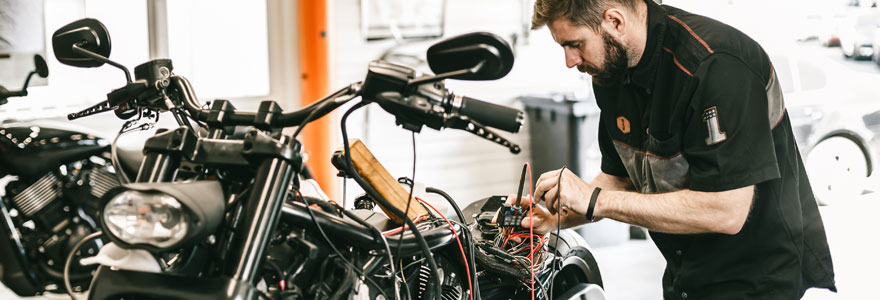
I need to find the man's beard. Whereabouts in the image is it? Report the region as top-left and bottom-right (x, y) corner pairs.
(578, 31), (629, 86)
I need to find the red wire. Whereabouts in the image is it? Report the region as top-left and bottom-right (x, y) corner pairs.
(526, 162), (535, 300)
(417, 197), (474, 300)
(381, 215), (428, 236)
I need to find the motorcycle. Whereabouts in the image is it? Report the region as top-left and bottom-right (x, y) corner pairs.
(50, 18), (606, 300)
(0, 55), (124, 296)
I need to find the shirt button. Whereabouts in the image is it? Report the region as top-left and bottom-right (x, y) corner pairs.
(681, 292), (688, 298)
(675, 250), (683, 255)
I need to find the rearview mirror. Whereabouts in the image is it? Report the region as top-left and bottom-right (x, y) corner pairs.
(52, 18), (111, 68)
(34, 55), (49, 78)
(426, 32), (514, 81)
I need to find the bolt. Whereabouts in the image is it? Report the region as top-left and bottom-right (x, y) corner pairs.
(47, 260), (54, 266)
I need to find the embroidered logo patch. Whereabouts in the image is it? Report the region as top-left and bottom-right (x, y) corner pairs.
(702, 106), (727, 145)
(617, 116), (630, 134)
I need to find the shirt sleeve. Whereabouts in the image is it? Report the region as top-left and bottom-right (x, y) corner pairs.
(684, 53), (781, 192)
(598, 114), (629, 178)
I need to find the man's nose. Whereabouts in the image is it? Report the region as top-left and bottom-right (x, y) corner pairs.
(565, 52), (582, 69)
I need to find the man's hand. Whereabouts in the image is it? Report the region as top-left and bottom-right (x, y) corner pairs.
(505, 194), (557, 235)
(535, 168), (598, 217)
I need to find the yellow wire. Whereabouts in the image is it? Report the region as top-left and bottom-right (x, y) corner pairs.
(400, 260), (407, 284)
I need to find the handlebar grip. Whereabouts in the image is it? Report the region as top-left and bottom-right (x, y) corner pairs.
(456, 95), (523, 133)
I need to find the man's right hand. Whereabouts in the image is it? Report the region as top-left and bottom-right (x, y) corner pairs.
(506, 194), (558, 235)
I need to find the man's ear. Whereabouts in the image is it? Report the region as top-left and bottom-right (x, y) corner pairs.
(602, 8), (627, 37)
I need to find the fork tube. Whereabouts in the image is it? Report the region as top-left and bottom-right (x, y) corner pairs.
(135, 152), (178, 183)
(227, 157), (293, 283)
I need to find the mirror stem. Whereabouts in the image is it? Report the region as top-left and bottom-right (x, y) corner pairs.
(72, 43), (133, 83)
(17, 71), (37, 97)
(405, 60), (486, 88)
(406, 68), (470, 88)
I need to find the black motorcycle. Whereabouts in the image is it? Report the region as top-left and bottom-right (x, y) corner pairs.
(50, 18), (605, 300)
(0, 55), (124, 296)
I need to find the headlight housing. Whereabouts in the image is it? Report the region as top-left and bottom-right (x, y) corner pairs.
(100, 181), (225, 251)
(103, 191), (189, 249)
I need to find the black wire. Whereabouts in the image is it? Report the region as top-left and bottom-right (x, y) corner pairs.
(342, 176), (347, 214)
(340, 102), (442, 300)
(64, 232), (103, 300)
(394, 132), (417, 261)
(291, 97), (336, 139)
(300, 195), (392, 300)
(426, 187), (480, 299)
(549, 166), (567, 300)
(337, 208), (401, 300)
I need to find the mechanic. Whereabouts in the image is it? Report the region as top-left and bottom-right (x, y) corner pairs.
(512, 0), (837, 299)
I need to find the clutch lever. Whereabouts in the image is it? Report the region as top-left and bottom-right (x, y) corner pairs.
(67, 80), (150, 120)
(67, 100), (112, 120)
(446, 116), (521, 154)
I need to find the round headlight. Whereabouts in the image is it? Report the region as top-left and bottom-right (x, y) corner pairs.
(103, 190), (189, 249)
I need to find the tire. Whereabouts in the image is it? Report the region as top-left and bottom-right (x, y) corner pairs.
(805, 136), (869, 206)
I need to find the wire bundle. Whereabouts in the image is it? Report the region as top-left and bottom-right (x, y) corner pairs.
(494, 227), (548, 275)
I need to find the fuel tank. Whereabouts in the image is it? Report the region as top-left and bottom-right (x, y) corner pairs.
(0, 120), (109, 179)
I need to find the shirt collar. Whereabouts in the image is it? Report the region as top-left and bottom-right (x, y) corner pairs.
(629, 0), (667, 91)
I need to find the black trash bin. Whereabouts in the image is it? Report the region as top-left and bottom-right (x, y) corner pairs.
(520, 94), (600, 184)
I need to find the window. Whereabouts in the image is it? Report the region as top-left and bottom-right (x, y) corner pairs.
(166, 0), (270, 100)
(1, 0), (149, 120)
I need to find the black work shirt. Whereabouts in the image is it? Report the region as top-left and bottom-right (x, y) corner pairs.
(594, 1), (836, 299)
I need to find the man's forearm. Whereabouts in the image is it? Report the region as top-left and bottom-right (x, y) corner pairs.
(590, 172), (635, 192)
(594, 186), (754, 235)
(558, 172), (634, 228)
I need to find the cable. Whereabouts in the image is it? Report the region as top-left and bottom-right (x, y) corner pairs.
(64, 232), (102, 300)
(299, 193), (392, 300)
(291, 97), (336, 139)
(394, 132), (417, 262)
(342, 176), (347, 214)
(337, 208), (401, 300)
(291, 84), (361, 139)
(418, 197), (473, 300)
(549, 166), (567, 300)
(426, 186), (480, 299)
(340, 101), (441, 300)
(527, 163), (535, 300)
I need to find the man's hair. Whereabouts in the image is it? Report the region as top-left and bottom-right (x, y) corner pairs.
(532, 0), (638, 30)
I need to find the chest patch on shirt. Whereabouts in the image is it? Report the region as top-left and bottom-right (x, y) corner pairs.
(617, 116), (631, 134)
(702, 106), (727, 145)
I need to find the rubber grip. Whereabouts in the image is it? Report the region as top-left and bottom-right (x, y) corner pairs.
(458, 96), (523, 133)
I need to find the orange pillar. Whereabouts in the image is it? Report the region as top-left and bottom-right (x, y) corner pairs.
(297, 0), (335, 199)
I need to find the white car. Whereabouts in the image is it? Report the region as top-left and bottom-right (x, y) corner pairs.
(775, 52), (880, 205)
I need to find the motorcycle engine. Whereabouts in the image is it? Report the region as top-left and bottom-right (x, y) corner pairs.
(3, 156), (118, 292)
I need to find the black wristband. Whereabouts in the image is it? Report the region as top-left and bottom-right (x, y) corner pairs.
(586, 187), (601, 221)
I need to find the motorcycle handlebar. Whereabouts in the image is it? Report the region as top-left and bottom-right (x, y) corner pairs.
(452, 94), (523, 133)
(171, 75), (357, 128)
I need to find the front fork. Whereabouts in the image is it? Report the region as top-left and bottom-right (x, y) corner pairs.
(134, 126), (301, 287)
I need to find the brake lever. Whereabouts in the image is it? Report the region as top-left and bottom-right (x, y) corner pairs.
(67, 100), (113, 120)
(447, 116), (521, 154)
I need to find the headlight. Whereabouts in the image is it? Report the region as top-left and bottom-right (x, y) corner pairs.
(103, 191), (189, 249)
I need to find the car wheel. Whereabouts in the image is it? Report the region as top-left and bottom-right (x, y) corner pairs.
(805, 136), (869, 206)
